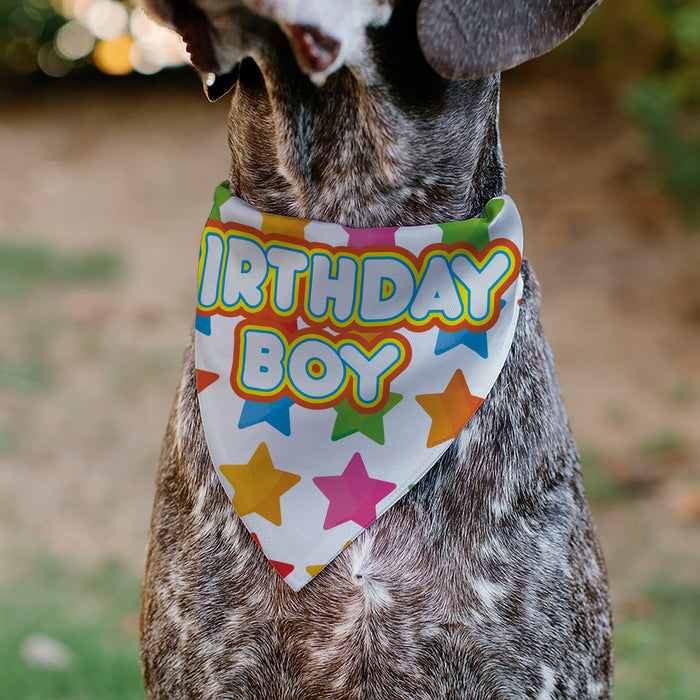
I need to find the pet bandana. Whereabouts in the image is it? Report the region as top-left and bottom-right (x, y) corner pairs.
(195, 182), (524, 590)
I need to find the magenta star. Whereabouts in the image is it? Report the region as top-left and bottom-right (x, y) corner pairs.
(343, 226), (398, 248)
(313, 453), (396, 530)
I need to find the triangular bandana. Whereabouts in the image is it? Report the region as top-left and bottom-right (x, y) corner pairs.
(195, 182), (524, 590)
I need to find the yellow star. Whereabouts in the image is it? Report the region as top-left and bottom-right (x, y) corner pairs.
(261, 212), (310, 239)
(306, 564), (326, 578)
(415, 370), (484, 448)
(219, 443), (301, 526)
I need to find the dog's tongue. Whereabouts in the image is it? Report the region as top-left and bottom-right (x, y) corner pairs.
(287, 24), (341, 74)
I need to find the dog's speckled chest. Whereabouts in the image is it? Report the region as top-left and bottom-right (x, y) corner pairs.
(141, 263), (611, 698)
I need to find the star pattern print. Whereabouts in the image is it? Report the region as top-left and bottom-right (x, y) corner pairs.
(194, 182), (524, 590)
(239, 397), (294, 436)
(343, 225), (399, 247)
(195, 313), (211, 335)
(434, 326), (489, 359)
(261, 212), (310, 239)
(219, 443), (301, 526)
(314, 453), (396, 529)
(251, 533), (295, 578)
(196, 369), (220, 392)
(416, 370), (485, 448)
(331, 393), (402, 444)
(306, 564), (326, 577)
(433, 300), (506, 358)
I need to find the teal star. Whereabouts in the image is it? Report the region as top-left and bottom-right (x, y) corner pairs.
(238, 397), (294, 436)
(331, 393), (402, 445)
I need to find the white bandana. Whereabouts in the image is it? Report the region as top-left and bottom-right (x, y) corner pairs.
(194, 182), (524, 590)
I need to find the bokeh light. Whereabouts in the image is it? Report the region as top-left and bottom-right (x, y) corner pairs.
(129, 6), (187, 74)
(85, 0), (129, 41)
(55, 21), (94, 60)
(9, 5), (44, 40)
(1, 0), (190, 79)
(37, 40), (72, 76)
(92, 33), (132, 75)
(4, 35), (39, 74)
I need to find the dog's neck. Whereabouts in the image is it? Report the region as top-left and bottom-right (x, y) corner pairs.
(225, 10), (504, 228)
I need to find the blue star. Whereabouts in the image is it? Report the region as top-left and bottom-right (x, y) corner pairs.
(434, 300), (506, 358)
(434, 327), (488, 358)
(238, 397), (294, 436)
(195, 313), (211, 336)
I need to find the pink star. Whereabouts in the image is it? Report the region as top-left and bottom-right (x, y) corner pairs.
(313, 453), (396, 530)
(343, 226), (398, 248)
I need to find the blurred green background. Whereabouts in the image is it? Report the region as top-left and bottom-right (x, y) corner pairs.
(0, 1), (698, 698)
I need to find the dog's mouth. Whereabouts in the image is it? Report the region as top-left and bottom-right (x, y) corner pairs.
(145, 0), (366, 100)
(200, 20), (342, 100)
(284, 23), (342, 76)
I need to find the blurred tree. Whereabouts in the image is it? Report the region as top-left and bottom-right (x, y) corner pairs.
(547, 0), (699, 219)
(620, 1), (700, 218)
(0, 0), (70, 78)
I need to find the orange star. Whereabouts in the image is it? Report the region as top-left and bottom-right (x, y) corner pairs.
(350, 330), (382, 343)
(219, 443), (301, 526)
(415, 370), (484, 448)
(195, 369), (219, 393)
(261, 212), (310, 239)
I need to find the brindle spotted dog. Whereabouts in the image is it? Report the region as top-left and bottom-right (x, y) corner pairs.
(138, 0), (613, 697)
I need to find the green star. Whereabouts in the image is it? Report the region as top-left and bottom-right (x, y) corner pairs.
(439, 197), (504, 251)
(210, 181), (232, 220)
(331, 393), (402, 445)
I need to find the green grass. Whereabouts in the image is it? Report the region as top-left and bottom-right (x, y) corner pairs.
(614, 580), (700, 700)
(665, 381), (696, 408)
(0, 559), (144, 700)
(0, 240), (121, 299)
(580, 448), (628, 504)
(639, 430), (689, 460)
(0, 356), (50, 392)
(0, 427), (18, 453)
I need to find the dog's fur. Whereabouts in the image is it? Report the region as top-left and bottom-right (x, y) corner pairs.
(139, 1), (614, 697)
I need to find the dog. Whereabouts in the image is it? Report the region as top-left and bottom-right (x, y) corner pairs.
(139, 0), (614, 697)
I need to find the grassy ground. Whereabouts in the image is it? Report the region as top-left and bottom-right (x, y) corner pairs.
(614, 580), (700, 700)
(0, 560), (142, 700)
(0, 244), (140, 698)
